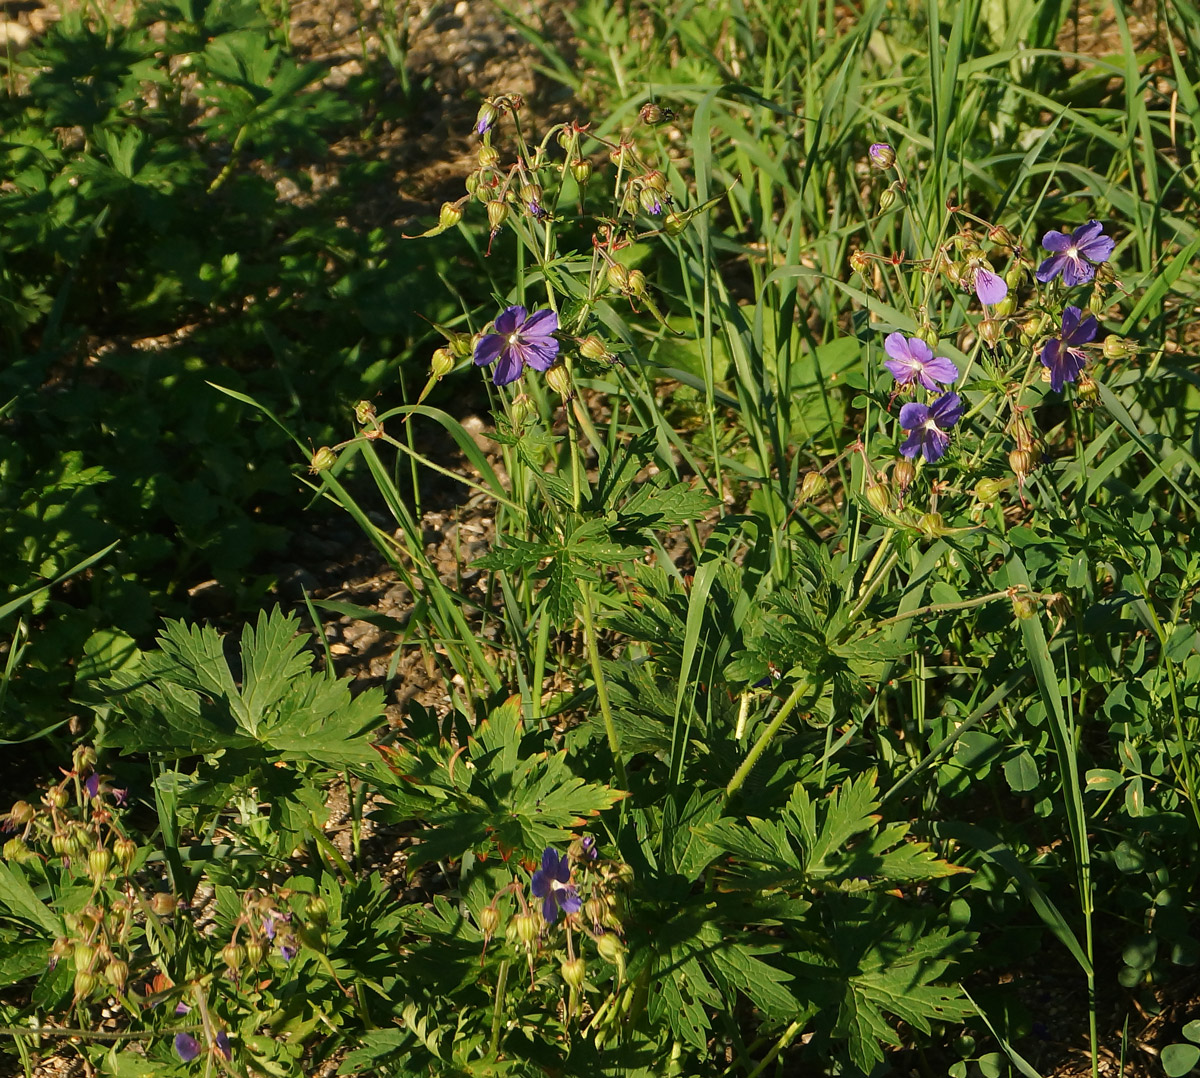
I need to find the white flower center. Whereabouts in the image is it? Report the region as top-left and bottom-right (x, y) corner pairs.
(1067, 245), (1080, 260)
(508, 332), (522, 346)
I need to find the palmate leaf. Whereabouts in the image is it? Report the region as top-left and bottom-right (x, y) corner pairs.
(371, 705), (624, 871)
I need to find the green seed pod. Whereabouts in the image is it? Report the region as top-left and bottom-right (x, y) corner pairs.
(918, 512), (946, 538)
(1004, 262), (1027, 290)
(73, 970), (97, 999)
(245, 939), (266, 968)
(8, 800), (35, 826)
(570, 158), (591, 184)
(639, 102), (665, 125)
(561, 956), (587, 990)
(486, 200), (509, 232)
(893, 459), (916, 491)
(990, 225), (1019, 251)
(222, 942), (246, 970)
(974, 477), (1006, 504)
(545, 363), (572, 397)
(638, 187), (663, 214)
(642, 169), (667, 192)
(519, 183), (543, 208)
(73, 746), (97, 773)
(663, 211), (687, 236)
(625, 270), (647, 297)
(848, 250), (870, 275)
(799, 470), (829, 502)
(354, 400), (376, 426)
(992, 295), (1017, 318)
(606, 263), (629, 294)
(878, 187), (897, 212)
(88, 848), (112, 880)
(51, 833), (70, 858)
(150, 893), (177, 917)
(1103, 334), (1132, 360)
(104, 958), (129, 989)
(310, 446), (338, 474)
(915, 322), (939, 349)
(3, 837), (28, 863)
(464, 170), (481, 195)
(73, 942), (96, 970)
(438, 201), (463, 229)
(868, 142), (896, 169)
(509, 393), (534, 426)
(1088, 291), (1106, 316)
(1076, 374), (1099, 403)
(49, 788), (69, 810)
(1009, 448), (1034, 479)
(477, 142), (499, 168)
(1011, 594), (1037, 620)
(979, 317), (1004, 348)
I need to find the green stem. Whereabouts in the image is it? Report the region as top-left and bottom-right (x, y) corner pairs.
(489, 959), (510, 1057)
(743, 1018), (804, 1078)
(725, 680), (818, 803)
(579, 579), (627, 790)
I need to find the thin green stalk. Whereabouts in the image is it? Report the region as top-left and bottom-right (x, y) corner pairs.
(725, 680), (819, 803)
(489, 959), (510, 1056)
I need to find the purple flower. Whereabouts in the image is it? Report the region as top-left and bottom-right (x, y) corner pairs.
(580, 835), (598, 861)
(1035, 220), (1115, 286)
(174, 1033), (201, 1063)
(84, 774), (100, 800)
(972, 264), (1007, 306)
(215, 1031), (231, 1061)
(174, 1001), (190, 1016)
(112, 787), (129, 806)
(473, 306), (560, 387)
(883, 332), (958, 391)
(530, 847), (581, 923)
(1040, 305), (1097, 391)
(899, 392), (963, 463)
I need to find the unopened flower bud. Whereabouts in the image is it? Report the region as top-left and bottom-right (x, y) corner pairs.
(663, 211), (687, 236)
(642, 169), (666, 192)
(799, 470), (829, 502)
(1009, 448), (1035, 478)
(305, 897), (329, 927)
(626, 269), (647, 296)
(1103, 334), (1132, 360)
(73, 942), (96, 970)
(585, 896), (607, 928)
(579, 336), (612, 362)
(849, 250), (870, 275)
(113, 837), (136, 869)
(915, 322), (939, 349)
(222, 942), (246, 970)
(310, 446), (337, 474)
(3, 837), (29, 862)
(992, 295), (1016, 318)
(520, 182), (543, 207)
(1088, 291), (1106, 316)
(606, 263), (629, 293)
(545, 364), (572, 397)
(88, 848), (111, 880)
(638, 187), (663, 214)
(1011, 593), (1037, 619)
(865, 480), (890, 515)
(429, 346), (454, 380)
(438, 202), (463, 229)
(1004, 263), (1027, 290)
(486, 200), (509, 232)
(245, 939), (266, 968)
(354, 400), (376, 425)
(609, 141), (632, 166)
(73, 970), (97, 999)
(48, 787), (69, 811)
(878, 187), (897, 212)
(73, 746), (97, 773)
(1076, 374), (1099, 402)
(1094, 262), (1117, 285)
(561, 956), (586, 990)
(474, 103), (498, 137)
(979, 318), (1004, 348)
(513, 912), (539, 947)
(595, 932), (625, 964)
(570, 158), (591, 183)
(464, 170), (481, 195)
(509, 393), (533, 426)
(868, 142), (896, 170)
(104, 958), (129, 989)
(639, 102), (665, 125)
(989, 225), (1018, 251)
(51, 833), (70, 858)
(893, 459), (916, 491)
(479, 905), (501, 938)
(945, 261), (969, 288)
(8, 800), (35, 826)
(150, 893), (177, 917)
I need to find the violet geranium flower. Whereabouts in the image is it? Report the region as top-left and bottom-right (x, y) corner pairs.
(899, 392), (963, 463)
(1035, 220), (1115, 286)
(215, 1031), (232, 1061)
(883, 332), (958, 391)
(530, 847), (581, 923)
(174, 1033), (201, 1063)
(971, 262), (1008, 306)
(473, 306), (561, 387)
(1040, 305), (1097, 392)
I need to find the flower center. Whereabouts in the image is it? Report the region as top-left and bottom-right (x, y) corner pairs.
(1066, 245), (1080, 260)
(508, 332), (522, 346)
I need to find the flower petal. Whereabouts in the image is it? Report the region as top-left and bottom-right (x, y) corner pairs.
(1041, 229), (1073, 253)
(898, 401), (930, 430)
(215, 1032), (232, 1061)
(919, 426), (951, 463)
(523, 339), (561, 371)
(1059, 257), (1093, 287)
(883, 331), (915, 362)
(1035, 254), (1067, 283)
(531, 869), (550, 898)
(174, 1033), (201, 1063)
(541, 894), (559, 923)
(492, 350), (523, 386)
(930, 391), (963, 427)
(494, 305), (526, 336)
(922, 355), (959, 386)
(899, 429), (924, 459)
(974, 268), (1007, 306)
(558, 887), (582, 915)
(520, 308), (559, 339)
(883, 357), (918, 385)
(473, 333), (505, 368)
